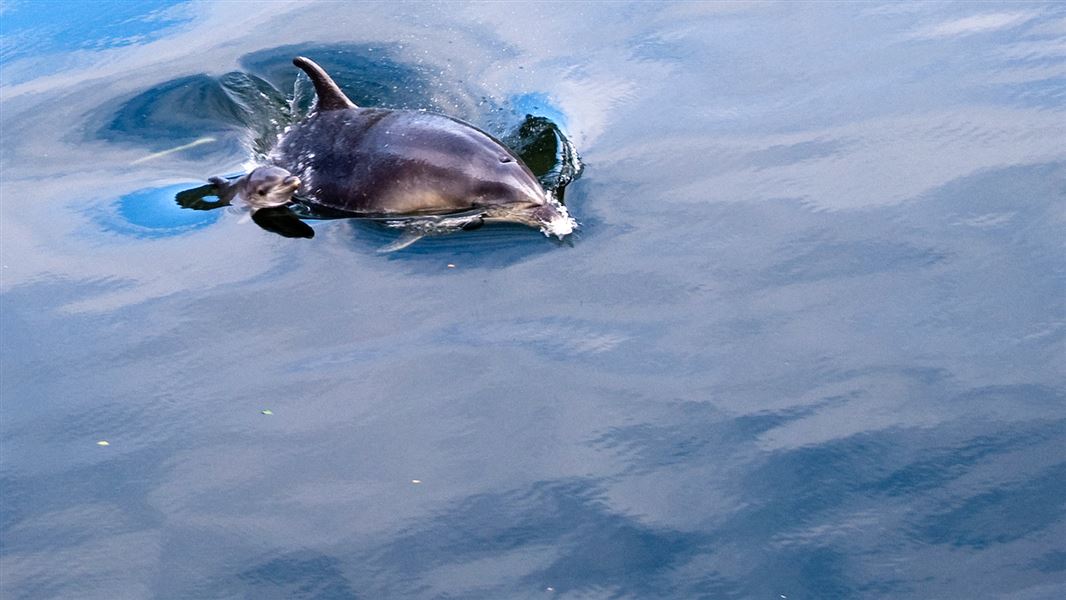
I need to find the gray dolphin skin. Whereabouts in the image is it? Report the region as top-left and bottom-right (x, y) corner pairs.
(269, 56), (574, 237)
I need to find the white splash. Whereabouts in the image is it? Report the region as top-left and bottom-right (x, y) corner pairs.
(541, 201), (576, 239)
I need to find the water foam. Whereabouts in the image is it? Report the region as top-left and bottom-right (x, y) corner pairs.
(541, 200), (577, 239)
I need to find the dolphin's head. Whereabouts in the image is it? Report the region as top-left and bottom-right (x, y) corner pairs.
(240, 166), (301, 210)
(473, 151), (576, 238)
(483, 195), (575, 238)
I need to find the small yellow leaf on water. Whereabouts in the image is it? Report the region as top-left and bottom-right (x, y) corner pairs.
(96, 440), (110, 446)
(261, 409), (273, 415)
(411, 479), (422, 484)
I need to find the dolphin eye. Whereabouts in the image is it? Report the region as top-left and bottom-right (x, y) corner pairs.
(258, 189), (266, 196)
(499, 156), (513, 163)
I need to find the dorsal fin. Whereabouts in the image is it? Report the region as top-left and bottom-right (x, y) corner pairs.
(292, 56), (357, 111)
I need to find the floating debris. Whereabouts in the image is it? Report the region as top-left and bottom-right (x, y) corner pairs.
(447, 263), (456, 268)
(261, 409), (274, 415)
(411, 479), (422, 484)
(96, 440), (110, 446)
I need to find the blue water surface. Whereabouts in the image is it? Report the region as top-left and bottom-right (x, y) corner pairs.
(1, 2), (1064, 599)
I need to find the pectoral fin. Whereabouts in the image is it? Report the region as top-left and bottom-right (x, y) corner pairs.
(251, 206), (315, 239)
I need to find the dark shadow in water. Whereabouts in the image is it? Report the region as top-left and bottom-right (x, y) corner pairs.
(762, 239), (950, 285)
(235, 552), (360, 600)
(1, 445), (172, 598)
(173, 478), (728, 598)
(358, 478), (729, 598)
(590, 399), (831, 476)
(1030, 550), (1066, 574)
(917, 460), (1066, 547)
(588, 366), (1066, 597)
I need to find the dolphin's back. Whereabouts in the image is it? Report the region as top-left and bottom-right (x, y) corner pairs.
(271, 108), (543, 216)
